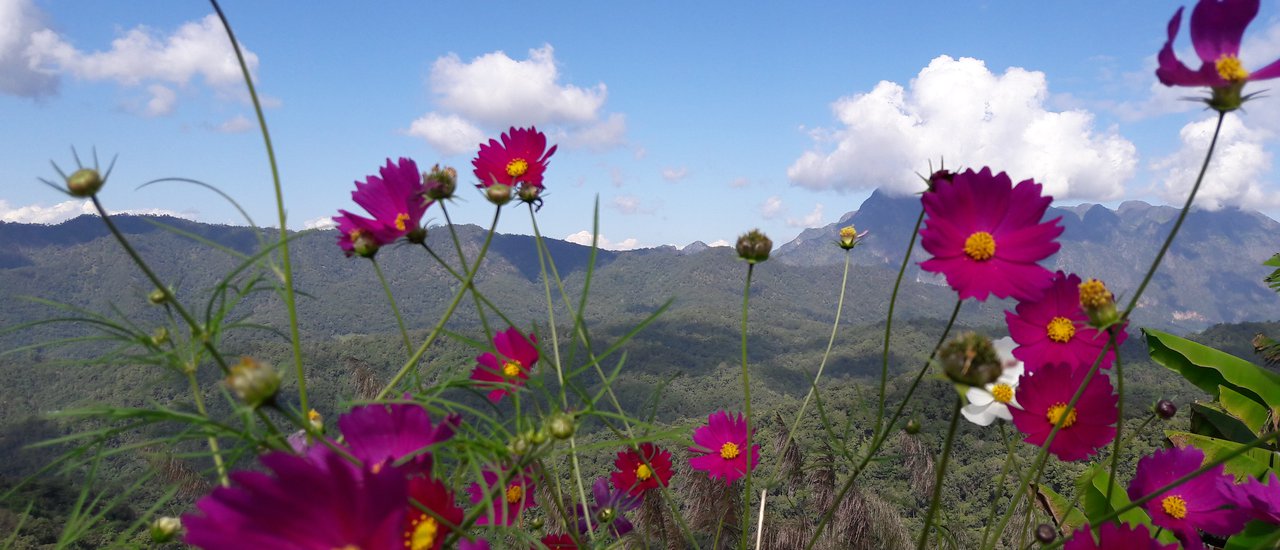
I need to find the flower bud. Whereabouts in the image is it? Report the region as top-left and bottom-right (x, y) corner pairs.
(226, 356), (280, 408)
(530, 517), (545, 529)
(530, 429), (549, 445)
(148, 287), (170, 305)
(1078, 278), (1120, 329)
(406, 226), (428, 245)
(67, 168), (104, 197)
(1156, 399), (1178, 420)
(1034, 523), (1056, 544)
(926, 169), (954, 192)
(597, 507), (616, 524)
(904, 418), (922, 434)
(736, 229), (772, 264)
(939, 332), (1002, 387)
(485, 184), (513, 206)
(509, 433), (532, 456)
(1209, 80), (1246, 113)
(547, 412), (575, 440)
(838, 225), (867, 250)
(307, 409), (324, 432)
(351, 230), (379, 258)
(150, 327), (170, 346)
(423, 164), (457, 200)
(517, 183), (543, 204)
(150, 516), (182, 543)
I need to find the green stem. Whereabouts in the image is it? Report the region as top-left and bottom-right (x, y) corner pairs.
(740, 262), (756, 549)
(209, 0), (307, 413)
(375, 206), (502, 399)
(878, 207), (926, 438)
(185, 370), (228, 487)
(1103, 328), (1124, 505)
(371, 258), (412, 356)
(980, 422), (1020, 548)
(418, 242), (519, 330)
(917, 396), (962, 550)
(441, 201), (493, 341)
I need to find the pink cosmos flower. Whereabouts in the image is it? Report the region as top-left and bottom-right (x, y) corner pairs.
(337, 402), (460, 474)
(472, 126), (557, 189)
(919, 167), (1063, 302)
(611, 443), (674, 496)
(1006, 272), (1128, 373)
(1157, 0), (1280, 90)
(351, 157), (430, 238)
(1128, 446), (1250, 549)
(1009, 362), (1117, 461)
(470, 327), (539, 403)
(1063, 522), (1176, 550)
(467, 468), (537, 526)
(402, 476), (464, 550)
(333, 209), (394, 257)
(688, 410), (759, 484)
(1235, 471), (1280, 524)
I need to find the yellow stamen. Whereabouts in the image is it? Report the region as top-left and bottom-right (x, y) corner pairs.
(963, 231), (996, 261)
(506, 158), (529, 178)
(506, 484), (524, 504)
(395, 212), (410, 232)
(1216, 55), (1250, 82)
(1078, 279), (1113, 309)
(720, 442), (740, 460)
(635, 464), (652, 481)
(1046, 317), (1076, 343)
(991, 383), (1014, 404)
(406, 514), (439, 550)
(502, 361), (521, 378)
(1161, 495), (1188, 519)
(1046, 402), (1078, 428)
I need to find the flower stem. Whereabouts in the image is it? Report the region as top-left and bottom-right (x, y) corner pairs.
(186, 370), (228, 487)
(740, 262), (756, 549)
(371, 258), (412, 356)
(1103, 328), (1125, 505)
(979, 422), (1021, 548)
(441, 201), (493, 342)
(878, 206), (926, 438)
(917, 396), (962, 550)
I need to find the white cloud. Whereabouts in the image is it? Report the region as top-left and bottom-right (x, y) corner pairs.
(708, 239), (731, 247)
(1151, 114), (1279, 211)
(407, 112), (486, 156)
(564, 230), (640, 251)
(214, 114), (253, 134)
(787, 55), (1138, 200)
(760, 196), (784, 219)
(786, 203), (825, 228)
(302, 216), (338, 230)
(729, 177), (750, 188)
(610, 195), (651, 215)
(0, 0), (59, 97)
(25, 13), (264, 112)
(661, 166), (688, 182)
(556, 113), (627, 150)
(0, 199), (195, 224)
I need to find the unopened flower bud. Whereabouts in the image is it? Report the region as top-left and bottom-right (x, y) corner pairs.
(485, 184), (513, 206)
(838, 225), (867, 250)
(736, 229), (772, 264)
(530, 429), (548, 445)
(406, 226), (427, 245)
(150, 516), (181, 543)
(226, 356), (280, 408)
(1156, 399), (1178, 420)
(424, 164), (457, 200)
(1079, 278), (1120, 329)
(150, 327), (170, 346)
(905, 418), (922, 434)
(307, 409), (324, 432)
(530, 517), (545, 529)
(67, 168), (104, 197)
(148, 287), (170, 305)
(548, 412), (575, 439)
(597, 507), (616, 524)
(939, 332), (1002, 387)
(517, 183), (543, 204)
(1034, 523), (1056, 544)
(351, 230), (379, 258)
(509, 434), (532, 456)
(926, 169), (954, 192)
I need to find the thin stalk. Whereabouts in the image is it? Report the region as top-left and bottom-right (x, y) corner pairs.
(979, 422), (1021, 548)
(1103, 329), (1124, 505)
(878, 207), (926, 438)
(917, 396), (962, 550)
(418, 242), (518, 330)
(441, 201), (493, 341)
(371, 258), (412, 356)
(375, 207), (502, 399)
(754, 488), (768, 550)
(186, 370), (228, 487)
(740, 262), (756, 549)
(209, 0), (307, 413)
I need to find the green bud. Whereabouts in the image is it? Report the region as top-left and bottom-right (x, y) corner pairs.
(148, 287), (170, 305)
(67, 168), (104, 197)
(351, 231), (379, 258)
(905, 419), (922, 434)
(547, 413), (575, 440)
(150, 327), (170, 346)
(485, 184), (513, 206)
(735, 229), (772, 264)
(530, 429), (548, 445)
(517, 183), (543, 204)
(530, 517), (545, 529)
(939, 332), (1002, 387)
(406, 226), (427, 245)
(509, 434), (532, 456)
(423, 164), (457, 200)
(150, 516), (181, 543)
(226, 356), (280, 408)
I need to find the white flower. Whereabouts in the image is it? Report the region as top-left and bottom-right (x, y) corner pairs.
(961, 337), (1024, 426)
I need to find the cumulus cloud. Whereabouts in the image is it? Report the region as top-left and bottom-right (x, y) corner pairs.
(564, 230), (640, 251)
(302, 216), (337, 230)
(787, 55), (1138, 200)
(786, 203), (825, 228)
(0, 0), (59, 98)
(412, 44), (625, 154)
(1151, 114), (1278, 210)
(708, 239), (731, 247)
(661, 166), (688, 182)
(760, 196), (784, 219)
(24, 13), (266, 112)
(610, 195), (654, 215)
(0, 199), (195, 224)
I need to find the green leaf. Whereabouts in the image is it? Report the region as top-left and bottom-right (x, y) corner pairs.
(1225, 520), (1280, 550)
(1191, 402), (1261, 444)
(1033, 483), (1086, 532)
(1145, 328), (1280, 412)
(1076, 466), (1156, 530)
(1220, 385), (1270, 434)
(1165, 430), (1276, 480)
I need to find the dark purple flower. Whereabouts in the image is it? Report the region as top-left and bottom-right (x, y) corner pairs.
(1128, 446), (1250, 549)
(183, 451), (407, 550)
(1234, 471), (1280, 524)
(577, 478), (641, 538)
(338, 402), (460, 474)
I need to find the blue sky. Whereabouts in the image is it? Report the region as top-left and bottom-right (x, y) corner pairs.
(3, 0), (1280, 249)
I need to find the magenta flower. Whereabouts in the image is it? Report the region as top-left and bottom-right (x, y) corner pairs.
(578, 477), (641, 537)
(466, 468), (537, 526)
(688, 410), (759, 484)
(1006, 271), (1128, 373)
(1009, 362), (1117, 461)
(351, 157), (430, 237)
(183, 452), (407, 550)
(1236, 471), (1280, 524)
(1128, 446), (1250, 549)
(919, 167), (1063, 302)
(611, 443), (674, 496)
(470, 327), (539, 403)
(333, 209), (395, 257)
(337, 402), (460, 474)
(402, 476), (464, 550)
(1157, 0), (1280, 99)
(1063, 522), (1177, 550)
(472, 126), (557, 189)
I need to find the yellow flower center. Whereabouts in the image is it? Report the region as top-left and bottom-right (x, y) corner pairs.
(506, 484), (524, 504)
(1046, 317), (1076, 343)
(349, 229), (367, 241)
(1045, 402), (1078, 428)
(963, 231), (996, 261)
(1078, 279), (1112, 308)
(395, 212), (410, 232)
(991, 383), (1014, 404)
(636, 464), (652, 481)
(506, 158), (529, 178)
(1216, 55), (1250, 82)
(335, 546), (361, 550)
(720, 442), (740, 460)
(406, 514), (439, 550)
(502, 361), (521, 378)
(1161, 495), (1188, 519)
